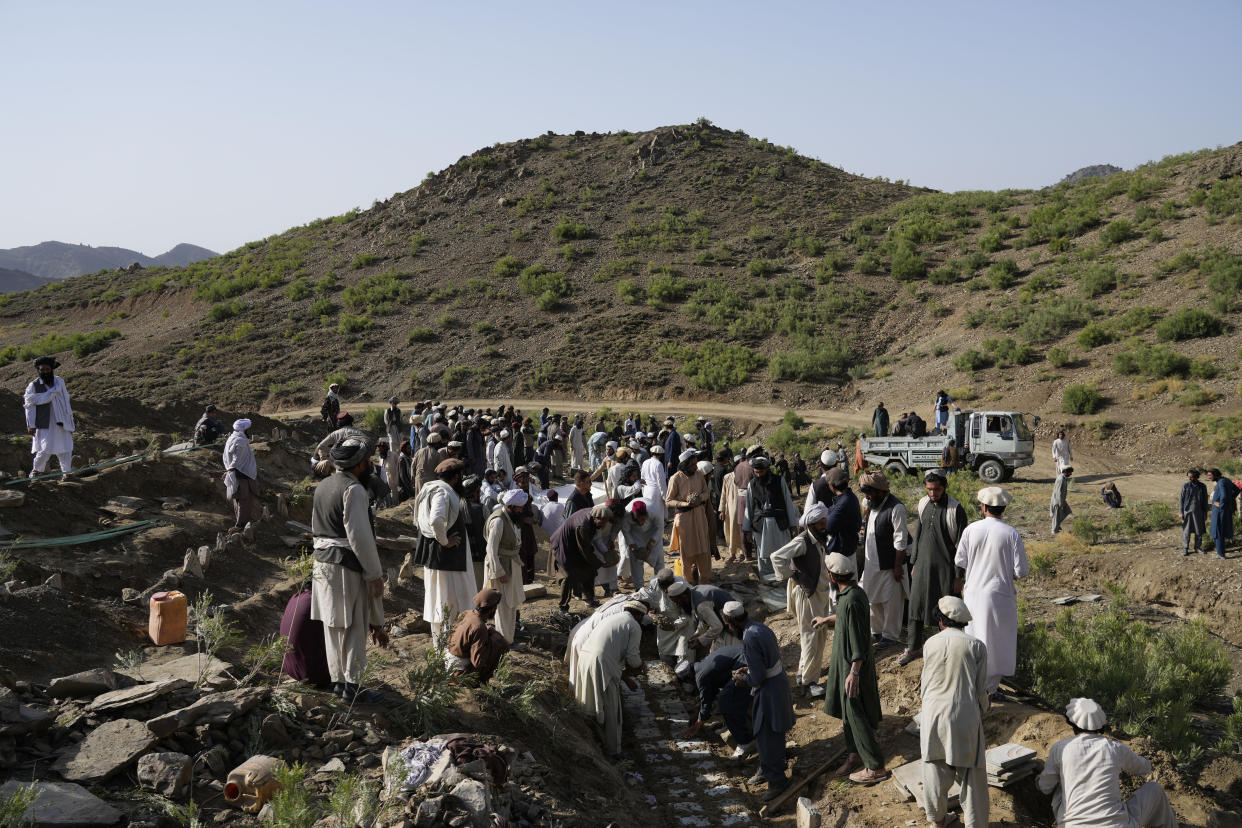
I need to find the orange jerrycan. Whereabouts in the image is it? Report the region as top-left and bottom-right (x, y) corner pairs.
(224, 755), (285, 813)
(148, 590), (188, 645)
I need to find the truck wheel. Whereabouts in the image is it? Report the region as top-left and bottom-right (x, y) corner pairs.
(884, 460), (907, 477)
(977, 460), (1004, 484)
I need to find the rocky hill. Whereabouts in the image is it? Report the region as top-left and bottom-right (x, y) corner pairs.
(0, 240), (217, 281)
(1, 123), (1240, 458)
(1056, 163), (1123, 186)
(0, 267), (51, 294)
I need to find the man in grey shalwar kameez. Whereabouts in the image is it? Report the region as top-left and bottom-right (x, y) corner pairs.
(1051, 466), (1073, 534)
(743, 455), (800, 583)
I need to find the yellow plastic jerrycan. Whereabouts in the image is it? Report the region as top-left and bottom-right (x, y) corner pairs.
(224, 755), (285, 813)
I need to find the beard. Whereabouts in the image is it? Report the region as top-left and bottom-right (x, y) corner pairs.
(358, 464), (373, 483)
(679, 459), (697, 475)
(810, 528), (829, 543)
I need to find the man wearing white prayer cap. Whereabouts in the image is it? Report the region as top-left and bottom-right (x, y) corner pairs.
(222, 417), (259, 532)
(483, 487), (529, 641)
(919, 595), (989, 828)
(803, 448), (841, 514)
(666, 445), (716, 583)
(954, 486), (1028, 695)
(770, 500), (833, 697)
(1038, 699), (1178, 828)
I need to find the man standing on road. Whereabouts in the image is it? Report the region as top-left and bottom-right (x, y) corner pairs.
(1051, 429), (1073, 473)
(310, 436), (386, 703)
(1178, 469), (1208, 556)
(954, 487), (1028, 696)
(23, 356), (75, 480)
(919, 596), (990, 828)
(858, 470), (909, 650)
(1037, 698), (1178, 828)
(900, 470), (969, 666)
(817, 552), (888, 785)
(1051, 466), (1073, 534)
(1208, 468), (1238, 559)
(223, 418), (259, 533)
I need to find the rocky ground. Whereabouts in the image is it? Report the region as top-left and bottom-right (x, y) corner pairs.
(1, 398), (1240, 828)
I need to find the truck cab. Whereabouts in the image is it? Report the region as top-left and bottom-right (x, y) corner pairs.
(960, 410), (1036, 483)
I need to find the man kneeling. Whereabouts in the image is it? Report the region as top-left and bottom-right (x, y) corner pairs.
(1038, 697), (1178, 828)
(445, 588), (511, 684)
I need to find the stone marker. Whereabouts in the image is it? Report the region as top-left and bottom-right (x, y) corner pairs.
(0, 780), (122, 826)
(450, 779), (491, 819)
(53, 718), (157, 782)
(138, 752), (193, 799)
(47, 668), (131, 699)
(796, 796), (821, 828)
(523, 583), (548, 600)
(181, 549), (204, 578)
(88, 679), (190, 713)
(146, 686), (268, 738)
(0, 489), (26, 508)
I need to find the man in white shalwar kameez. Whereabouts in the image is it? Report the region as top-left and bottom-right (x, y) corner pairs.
(770, 502), (833, 697)
(954, 486), (1028, 695)
(639, 445), (668, 567)
(309, 436), (386, 703)
(484, 488), (528, 642)
(223, 418), (260, 531)
(1038, 698), (1178, 828)
(568, 417), (588, 473)
(492, 430), (514, 489)
(635, 567), (691, 662)
(412, 458), (477, 643)
(23, 357), (75, 478)
(858, 470), (910, 647)
(565, 591), (633, 689)
(919, 597), (990, 828)
(573, 601), (646, 757)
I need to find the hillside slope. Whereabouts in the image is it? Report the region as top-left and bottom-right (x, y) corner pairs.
(0, 240), (216, 280)
(0, 267), (51, 294)
(0, 124), (1239, 458)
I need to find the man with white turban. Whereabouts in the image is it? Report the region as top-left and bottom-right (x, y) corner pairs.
(1038, 698), (1177, 828)
(412, 458), (476, 643)
(310, 435), (386, 703)
(222, 418), (259, 532)
(491, 429), (514, 489)
(919, 596), (989, 828)
(954, 487), (1028, 695)
(24, 356), (75, 480)
(770, 501), (833, 697)
(484, 487), (528, 641)
(574, 601), (646, 758)
(634, 566), (691, 661)
(667, 448), (716, 583)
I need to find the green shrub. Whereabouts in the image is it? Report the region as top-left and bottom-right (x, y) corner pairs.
(960, 251), (989, 272)
(409, 231), (429, 254)
(856, 251), (882, 275)
(342, 270), (415, 315)
(593, 257), (639, 282)
(747, 258), (779, 277)
(616, 279), (642, 304)
(1154, 307), (1224, 341)
(1017, 595), (1231, 757)
(517, 264), (571, 298)
(337, 314), (371, 334)
(928, 264), (959, 285)
(953, 349), (992, 372)
(1015, 298), (1094, 344)
(890, 243), (926, 281)
(979, 228), (1006, 252)
(350, 253), (379, 269)
(1110, 306), (1163, 335)
(535, 290), (562, 311)
(286, 278), (310, 301)
(1078, 264), (1121, 298)
(1046, 346), (1072, 367)
(436, 313), (456, 328)
(1125, 176), (1161, 202)
(407, 327), (436, 343)
(647, 272), (687, 302)
(1113, 341), (1191, 378)
(1189, 358), (1218, 380)
(441, 365), (471, 387)
(1100, 219), (1134, 245)
(815, 251), (849, 282)
(1189, 413), (1242, 453)
(658, 342), (765, 391)
(767, 339), (853, 382)
(1077, 322), (1115, 349)
(309, 297), (335, 318)
(207, 301), (242, 322)
(983, 337), (1036, 367)
(987, 259), (1019, 290)
(1062, 383), (1104, 414)
(0, 329), (123, 367)
(789, 232), (826, 257)
(616, 205), (709, 252)
(493, 255), (523, 278)
(551, 216), (591, 242)
(1176, 386), (1217, 407)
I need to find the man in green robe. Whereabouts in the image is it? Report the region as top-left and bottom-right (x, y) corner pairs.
(815, 551), (888, 784)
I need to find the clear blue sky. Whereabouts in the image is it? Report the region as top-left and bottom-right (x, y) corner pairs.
(3, 1), (1239, 256)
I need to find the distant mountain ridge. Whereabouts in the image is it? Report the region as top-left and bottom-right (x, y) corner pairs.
(0, 240), (217, 281)
(0, 267), (52, 294)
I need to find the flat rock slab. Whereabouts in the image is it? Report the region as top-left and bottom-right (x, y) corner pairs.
(891, 758), (959, 808)
(0, 780), (122, 826)
(88, 679), (190, 712)
(53, 718), (156, 781)
(523, 583), (548, 600)
(0, 489), (26, 508)
(376, 535), (417, 551)
(119, 654), (234, 690)
(146, 686), (268, 739)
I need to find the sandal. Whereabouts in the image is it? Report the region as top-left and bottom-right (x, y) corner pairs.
(831, 753), (863, 777)
(848, 767), (891, 785)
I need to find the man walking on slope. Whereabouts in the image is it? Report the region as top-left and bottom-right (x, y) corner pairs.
(24, 356), (75, 480)
(954, 486), (1028, 696)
